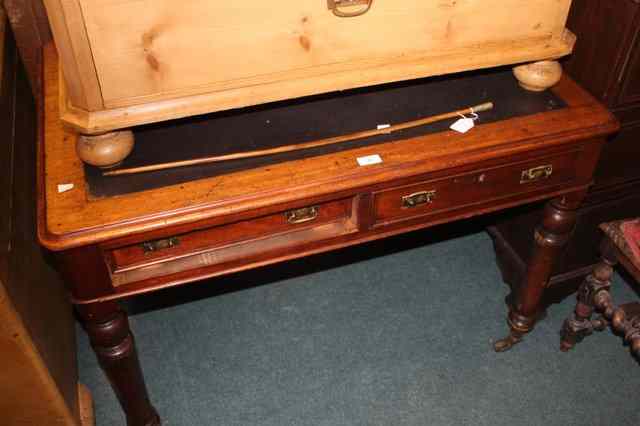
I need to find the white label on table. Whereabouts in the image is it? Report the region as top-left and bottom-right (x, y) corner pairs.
(450, 118), (475, 134)
(357, 154), (383, 166)
(377, 124), (391, 130)
(57, 183), (75, 193)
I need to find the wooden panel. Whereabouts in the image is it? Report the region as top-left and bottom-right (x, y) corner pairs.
(2, 0), (51, 95)
(593, 118), (640, 189)
(0, 9), (13, 268)
(108, 197), (354, 273)
(42, 0), (103, 110)
(0, 6), (5, 83)
(617, 28), (640, 106)
(564, 0), (639, 106)
(32, 0), (52, 42)
(0, 283), (85, 426)
(0, 28), (88, 425)
(78, 0), (572, 108)
(373, 151), (580, 226)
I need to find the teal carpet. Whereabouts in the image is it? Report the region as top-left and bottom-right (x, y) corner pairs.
(77, 229), (640, 426)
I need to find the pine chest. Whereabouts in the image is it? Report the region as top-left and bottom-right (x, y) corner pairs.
(43, 0), (576, 166)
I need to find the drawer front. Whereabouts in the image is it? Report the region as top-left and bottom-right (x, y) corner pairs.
(78, 0), (571, 107)
(108, 198), (355, 282)
(373, 152), (580, 225)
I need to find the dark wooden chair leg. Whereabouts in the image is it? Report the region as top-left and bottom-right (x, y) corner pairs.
(559, 239), (617, 351)
(560, 238), (640, 357)
(494, 195), (581, 352)
(77, 302), (160, 426)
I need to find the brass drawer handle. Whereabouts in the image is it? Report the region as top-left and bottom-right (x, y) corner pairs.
(327, 0), (373, 17)
(521, 165), (553, 184)
(402, 190), (436, 209)
(285, 206), (319, 224)
(141, 237), (180, 253)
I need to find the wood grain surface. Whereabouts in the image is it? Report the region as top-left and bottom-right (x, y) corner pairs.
(82, 0), (572, 107)
(42, 0), (576, 133)
(42, 0), (102, 110)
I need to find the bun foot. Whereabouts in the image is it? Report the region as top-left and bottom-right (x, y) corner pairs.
(513, 60), (563, 92)
(77, 130), (135, 168)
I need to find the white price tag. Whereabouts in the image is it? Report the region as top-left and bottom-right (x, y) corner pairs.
(57, 183), (75, 193)
(377, 124), (391, 130)
(357, 154), (383, 166)
(450, 117), (475, 134)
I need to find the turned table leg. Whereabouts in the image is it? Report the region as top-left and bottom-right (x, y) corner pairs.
(58, 246), (160, 425)
(513, 60), (563, 92)
(494, 195), (581, 352)
(77, 301), (160, 426)
(76, 130), (135, 168)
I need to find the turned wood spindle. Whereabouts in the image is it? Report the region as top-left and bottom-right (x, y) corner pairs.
(561, 236), (640, 358)
(593, 292), (640, 358)
(79, 303), (160, 426)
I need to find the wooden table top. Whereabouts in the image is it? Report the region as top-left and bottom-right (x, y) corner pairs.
(38, 43), (618, 251)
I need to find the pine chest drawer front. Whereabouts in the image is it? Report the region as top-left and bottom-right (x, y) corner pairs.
(74, 0), (573, 110)
(107, 198), (356, 286)
(373, 151), (581, 226)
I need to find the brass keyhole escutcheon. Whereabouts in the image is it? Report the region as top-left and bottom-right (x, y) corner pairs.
(327, 0), (373, 17)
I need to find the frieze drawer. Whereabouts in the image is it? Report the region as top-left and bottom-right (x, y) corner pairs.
(373, 151), (581, 226)
(107, 197), (356, 286)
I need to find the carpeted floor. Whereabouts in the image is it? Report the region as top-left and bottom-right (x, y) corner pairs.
(78, 228), (640, 426)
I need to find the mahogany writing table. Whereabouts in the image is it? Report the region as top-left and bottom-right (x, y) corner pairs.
(38, 44), (618, 426)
